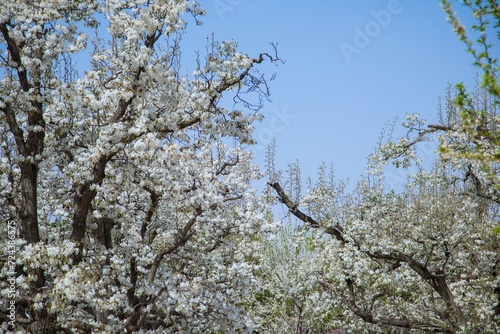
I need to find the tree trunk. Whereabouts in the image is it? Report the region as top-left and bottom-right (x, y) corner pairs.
(18, 161), (45, 293)
(18, 162), (41, 244)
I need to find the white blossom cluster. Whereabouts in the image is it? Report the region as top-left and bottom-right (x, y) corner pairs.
(262, 113), (500, 332)
(0, 1), (277, 332)
(2, 0), (498, 333)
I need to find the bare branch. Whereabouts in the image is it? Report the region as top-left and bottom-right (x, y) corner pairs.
(428, 124), (452, 131)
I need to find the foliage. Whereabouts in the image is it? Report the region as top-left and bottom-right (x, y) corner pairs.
(440, 0), (500, 182)
(441, 0), (500, 101)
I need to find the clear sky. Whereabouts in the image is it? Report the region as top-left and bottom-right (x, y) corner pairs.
(185, 1), (482, 185)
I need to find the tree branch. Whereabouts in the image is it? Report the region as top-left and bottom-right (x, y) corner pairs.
(428, 124), (452, 131)
(368, 250), (464, 323)
(1, 102), (26, 154)
(269, 181), (464, 329)
(319, 280), (451, 332)
(71, 152), (115, 263)
(0, 22), (30, 92)
(147, 206), (204, 283)
(141, 186), (160, 241)
(267, 181), (345, 241)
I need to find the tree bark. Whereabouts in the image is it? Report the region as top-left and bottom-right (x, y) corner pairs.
(0, 23), (46, 295)
(71, 153), (112, 263)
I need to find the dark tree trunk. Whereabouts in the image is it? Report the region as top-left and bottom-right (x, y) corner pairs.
(18, 162), (41, 244)
(18, 161), (45, 294)
(1, 21), (46, 294)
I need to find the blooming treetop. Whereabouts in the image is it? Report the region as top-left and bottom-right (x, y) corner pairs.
(0, 0), (279, 332)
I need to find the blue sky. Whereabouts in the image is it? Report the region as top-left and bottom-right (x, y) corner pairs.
(182, 1), (483, 186)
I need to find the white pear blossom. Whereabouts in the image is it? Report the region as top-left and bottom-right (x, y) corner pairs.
(0, 1), (279, 332)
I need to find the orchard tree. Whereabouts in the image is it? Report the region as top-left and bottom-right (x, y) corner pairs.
(266, 99), (500, 333)
(0, 0), (279, 332)
(249, 226), (343, 334)
(266, 1), (500, 332)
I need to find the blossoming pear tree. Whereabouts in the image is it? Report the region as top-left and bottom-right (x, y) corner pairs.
(0, 1), (279, 332)
(267, 99), (499, 333)
(265, 1), (500, 332)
